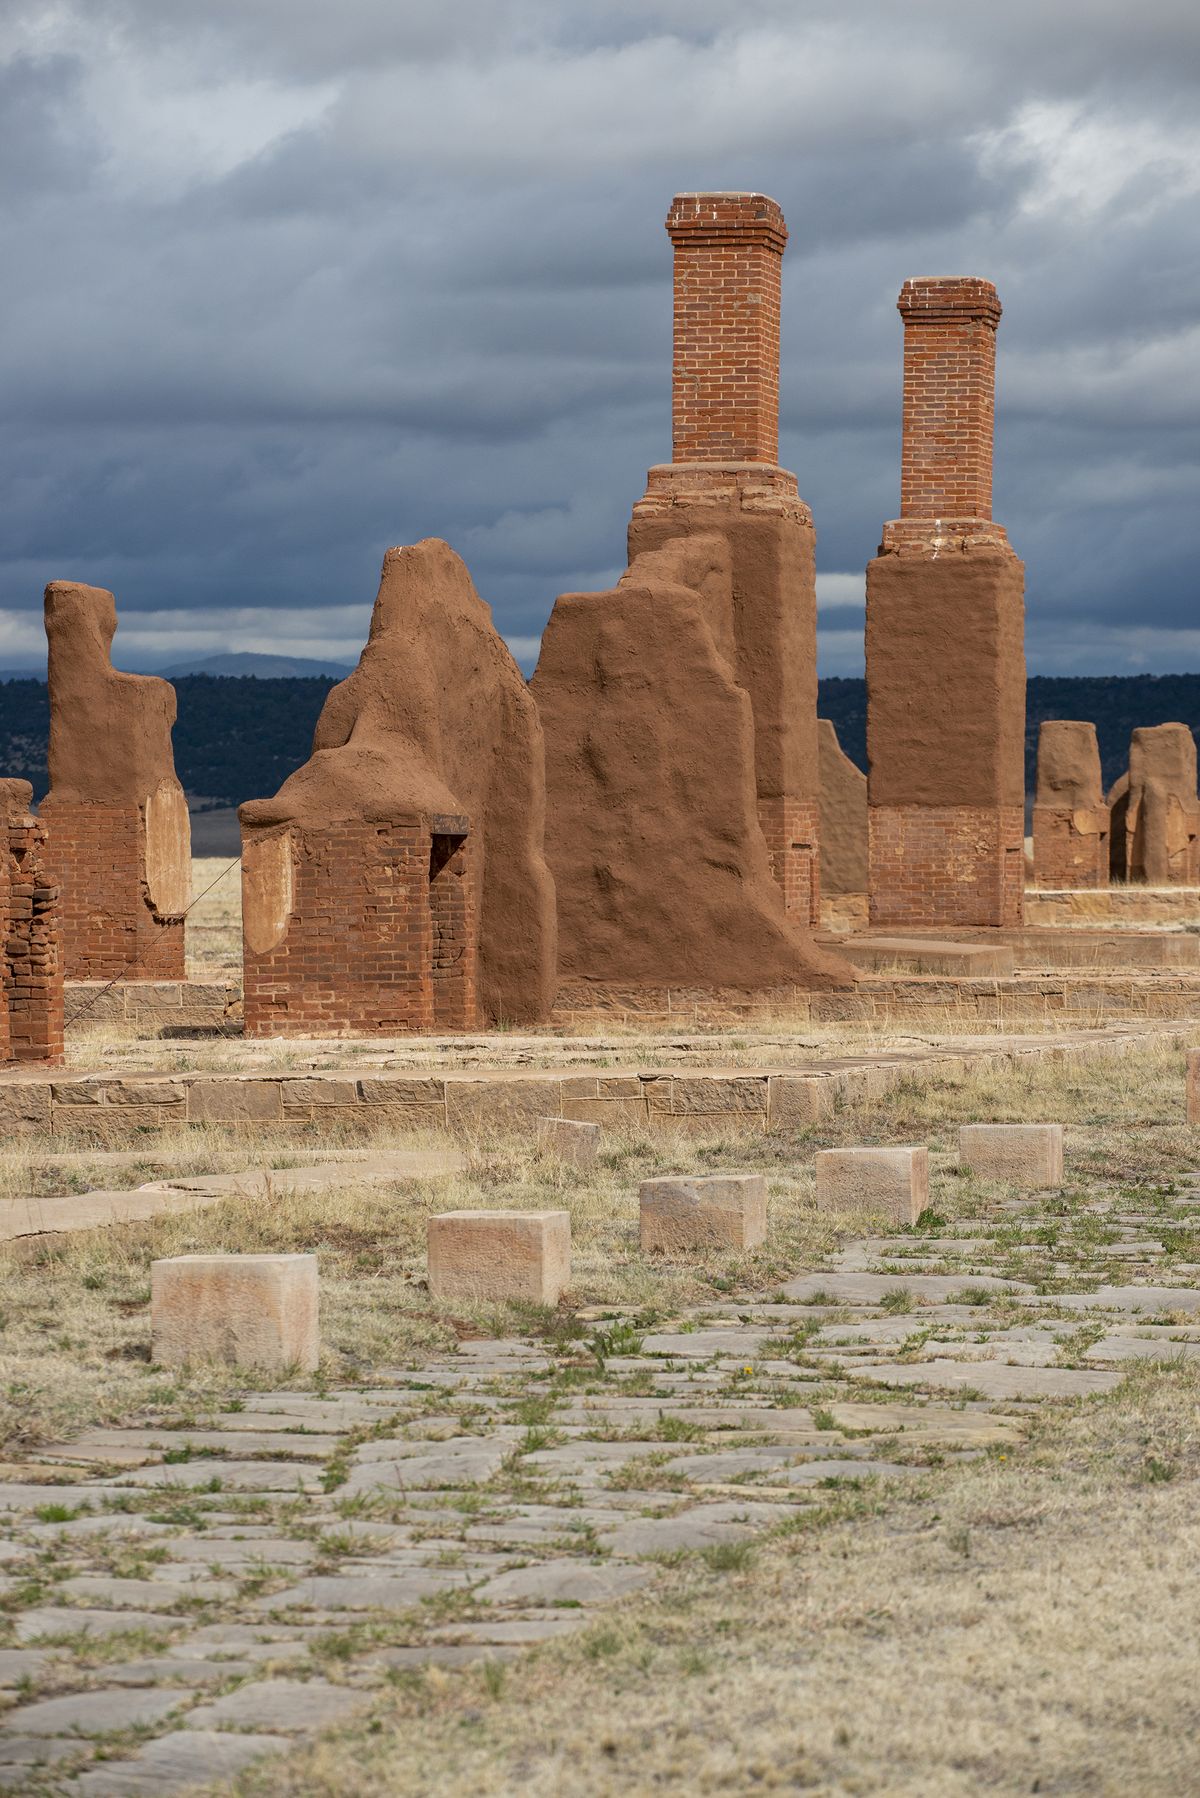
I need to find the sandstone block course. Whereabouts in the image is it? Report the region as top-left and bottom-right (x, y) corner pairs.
(814, 1147), (929, 1226)
(151, 1254), (319, 1372)
(639, 1174), (767, 1252)
(958, 1124), (1063, 1188)
(427, 1210), (571, 1305)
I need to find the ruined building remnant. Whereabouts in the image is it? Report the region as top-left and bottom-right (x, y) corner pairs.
(0, 780), (63, 1065)
(239, 539), (555, 1036)
(866, 278), (1026, 928)
(40, 583), (190, 980)
(818, 720), (867, 898)
(1120, 723), (1200, 885)
(1031, 721), (1109, 888)
(533, 193), (853, 1001)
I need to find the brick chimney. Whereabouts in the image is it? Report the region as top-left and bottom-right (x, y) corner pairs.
(665, 192), (788, 464)
(895, 276), (1003, 524)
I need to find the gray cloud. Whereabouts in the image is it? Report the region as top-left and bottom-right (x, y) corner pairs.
(0, 0), (1198, 681)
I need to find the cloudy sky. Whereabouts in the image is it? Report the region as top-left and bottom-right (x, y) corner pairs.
(1, 0), (1198, 678)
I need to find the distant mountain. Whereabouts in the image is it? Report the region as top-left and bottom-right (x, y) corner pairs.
(158, 652), (354, 679)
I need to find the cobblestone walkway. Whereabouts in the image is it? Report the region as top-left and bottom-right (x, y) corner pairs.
(2, 1179), (1199, 1794)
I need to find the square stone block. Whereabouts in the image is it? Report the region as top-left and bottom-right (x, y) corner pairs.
(814, 1147), (929, 1226)
(537, 1116), (601, 1169)
(151, 1254), (319, 1372)
(958, 1124), (1063, 1188)
(639, 1174), (767, 1253)
(427, 1210), (571, 1305)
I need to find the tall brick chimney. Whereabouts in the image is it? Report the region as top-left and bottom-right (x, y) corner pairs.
(866, 273), (1026, 931)
(895, 276), (1003, 528)
(665, 192), (787, 464)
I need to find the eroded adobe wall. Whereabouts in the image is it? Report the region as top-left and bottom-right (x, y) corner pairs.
(818, 719), (867, 897)
(40, 582), (188, 979)
(1125, 723), (1200, 885)
(1032, 720), (1109, 888)
(1, 779), (63, 1064)
(239, 539), (554, 1036)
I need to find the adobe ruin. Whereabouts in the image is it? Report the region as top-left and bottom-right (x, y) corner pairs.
(40, 582), (190, 980)
(532, 192), (853, 1004)
(1031, 720), (1109, 888)
(818, 719), (867, 900)
(865, 279), (1026, 929)
(239, 538), (555, 1035)
(1119, 723), (1200, 884)
(0, 779), (63, 1065)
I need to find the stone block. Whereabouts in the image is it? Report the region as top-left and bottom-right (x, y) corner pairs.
(768, 1073), (828, 1129)
(186, 1080), (283, 1125)
(958, 1124), (1063, 1188)
(639, 1174), (767, 1253)
(151, 1254), (319, 1371)
(814, 1147), (929, 1226)
(1188, 1047), (1200, 1125)
(427, 1210), (570, 1305)
(537, 1117), (601, 1168)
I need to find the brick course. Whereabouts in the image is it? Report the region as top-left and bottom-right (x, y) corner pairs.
(868, 804), (1025, 929)
(896, 276), (1002, 527)
(1032, 808), (1110, 888)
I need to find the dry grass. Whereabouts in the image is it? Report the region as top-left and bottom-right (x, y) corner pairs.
(0, 1039), (1192, 1458)
(237, 1359), (1200, 1797)
(186, 853), (242, 976)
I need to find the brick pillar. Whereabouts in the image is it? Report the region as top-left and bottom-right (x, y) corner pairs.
(628, 192), (820, 925)
(666, 192), (786, 464)
(1, 780), (64, 1065)
(866, 277), (1026, 930)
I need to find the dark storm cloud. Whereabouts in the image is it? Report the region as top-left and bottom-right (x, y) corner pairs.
(0, 0), (1197, 677)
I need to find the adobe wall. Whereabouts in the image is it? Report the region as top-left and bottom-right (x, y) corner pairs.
(1124, 723), (1200, 885)
(532, 536), (851, 996)
(39, 582), (189, 980)
(1031, 720), (1109, 888)
(239, 539), (554, 1036)
(0, 779), (64, 1065)
(818, 719), (867, 896)
(866, 277), (1026, 928)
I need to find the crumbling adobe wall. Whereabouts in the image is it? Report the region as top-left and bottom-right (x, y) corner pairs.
(1107, 773), (1130, 880)
(1124, 723), (1200, 885)
(0, 778), (64, 1064)
(40, 582), (189, 980)
(1031, 720), (1109, 889)
(239, 539), (555, 1035)
(818, 719), (867, 896)
(532, 534), (852, 1000)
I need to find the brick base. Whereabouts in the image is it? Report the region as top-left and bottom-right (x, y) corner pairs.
(40, 800), (185, 981)
(242, 818), (480, 1037)
(868, 804), (1024, 928)
(758, 796), (819, 924)
(1031, 806), (1109, 889)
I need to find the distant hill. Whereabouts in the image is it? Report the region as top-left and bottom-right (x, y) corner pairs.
(3, 669), (1200, 812)
(158, 652), (355, 679)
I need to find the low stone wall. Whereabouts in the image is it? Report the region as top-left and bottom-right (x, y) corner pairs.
(1024, 887), (1200, 926)
(0, 1023), (1190, 1143)
(65, 980), (239, 1031)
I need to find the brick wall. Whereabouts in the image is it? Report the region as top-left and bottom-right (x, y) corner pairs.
(897, 277), (1002, 525)
(1031, 807), (1110, 889)
(243, 818), (481, 1037)
(39, 800), (185, 981)
(2, 786), (64, 1064)
(758, 796), (820, 925)
(869, 804), (1025, 929)
(666, 192), (786, 464)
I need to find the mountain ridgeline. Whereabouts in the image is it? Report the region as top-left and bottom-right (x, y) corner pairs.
(1, 671), (1199, 809)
